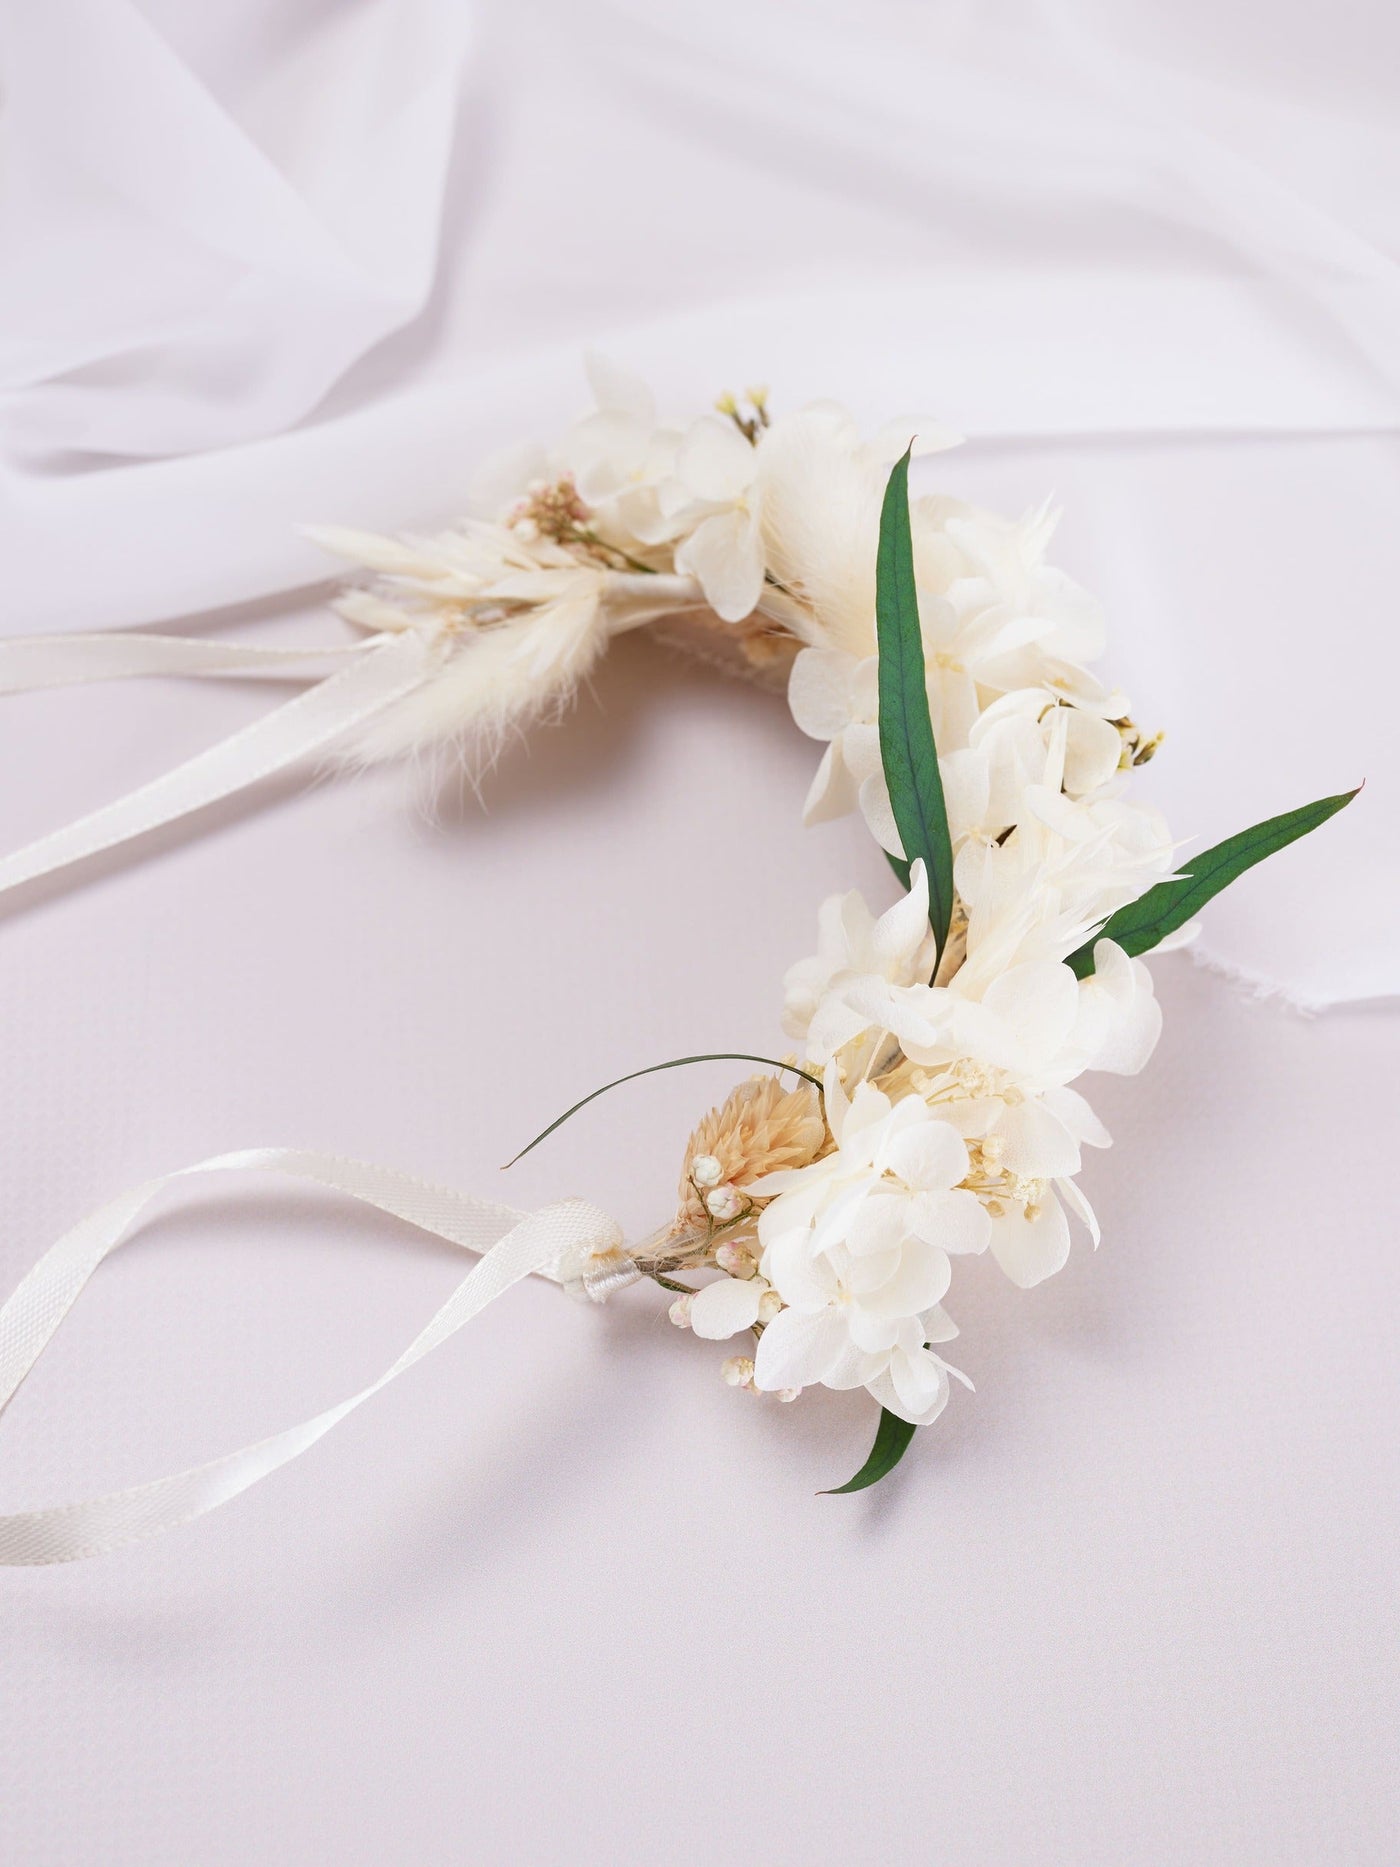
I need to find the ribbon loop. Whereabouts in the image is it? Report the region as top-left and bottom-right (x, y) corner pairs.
(0, 1150), (619, 1565)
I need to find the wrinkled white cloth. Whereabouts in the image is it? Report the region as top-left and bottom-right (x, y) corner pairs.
(0, 0), (1395, 1003)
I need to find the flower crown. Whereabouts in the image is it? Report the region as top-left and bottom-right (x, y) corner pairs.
(0, 364), (1356, 1559)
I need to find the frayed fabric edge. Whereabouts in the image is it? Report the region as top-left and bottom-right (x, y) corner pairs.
(1185, 943), (1400, 1017)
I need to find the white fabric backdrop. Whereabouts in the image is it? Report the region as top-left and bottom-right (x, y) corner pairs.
(1, 0), (1397, 1003)
(0, 2), (1397, 1860)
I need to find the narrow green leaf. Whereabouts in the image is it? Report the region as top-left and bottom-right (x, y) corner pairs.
(822, 1407), (917, 1494)
(876, 447), (955, 961)
(1066, 786), (1360, 979)
(504, 1053), (823, 1168)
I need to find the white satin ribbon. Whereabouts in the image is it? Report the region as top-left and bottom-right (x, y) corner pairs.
(0, 630), (432, 898)
(0, 1149), (620, 1565)
(0, 631), (379, 692)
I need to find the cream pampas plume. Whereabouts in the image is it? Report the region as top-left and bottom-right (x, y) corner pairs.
(306, 518), (704, 771)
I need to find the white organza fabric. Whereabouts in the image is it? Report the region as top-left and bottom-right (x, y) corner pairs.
(0, 0), (1395, 1003)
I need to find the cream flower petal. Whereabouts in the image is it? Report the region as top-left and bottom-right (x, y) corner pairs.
(920, 1302), (959, 1344)
(1040, 1084), (1112, 1149)
(1079, 942), (1163, 1075)
(788, 647), (861, 740)
(883, 1118), (969, 1194)
(1055, 1174), (1101, 1246)
(939, 747), (992, 841)
(675, 508), (765, 622)
(907, 1188), (991, 1257)
(838, 1083), (896, 1153)
(762, 1219), (839, 1311)
(843, 1246), (903, 1295)
(836, 888), (879, 958)
(867, 1355), (950, 1428)
(890, 1345), (952, 1421)
(689, 1275), (766, 1340)
(801, 742), (859, 827)
(857, 771), (904, 857)
(847, 1307), (904, 1355)
(1062, 709), (1123, 795)
(753, 1306), (848, 1391)
(857, 1240), (952, 1321)
(809, 1177), (882, 1255)
(869, 859), (933, 975)
(806, 994), (879, 1066)
(841, 720), (885, 785)
(993, 1098), (1082, 1179)
(676, 415), (758, 502)
(820, 1338), (889, 1391)
(844, 1197), (910, 1260)
(987, 1196), (1072, 1288)
(982, 959), (1082, 1064)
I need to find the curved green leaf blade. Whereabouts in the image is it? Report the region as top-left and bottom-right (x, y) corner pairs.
(822, 1407), (917, 1494)
(505, 1053), (823, 1168)
(1066, 786), (1360, 979)
(876, 447), (955, 962)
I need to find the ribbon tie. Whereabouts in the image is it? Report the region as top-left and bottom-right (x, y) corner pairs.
(0, 1148), (620, 1565)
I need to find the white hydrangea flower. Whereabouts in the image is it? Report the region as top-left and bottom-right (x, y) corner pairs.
(821, 941), (1161, 1286)
(741, 1076), (988, 1424)
(938, 689), (1125, 846)
(786, 647), (883, 829)
(754, 403), (959, 657)
(553, 356), (682, 532)
(1070, 939), (1164, 1077)
(662, 400), (959, 628)
(782, 858), (937, 1063)
(471, 355), (686, 559)
(688, 1271), (773, 1339)
(940, 500), (1108, 678)
(951, 790), (1175, 994)
(786, 592), (1126, 859)
(667, 415), (767, 621)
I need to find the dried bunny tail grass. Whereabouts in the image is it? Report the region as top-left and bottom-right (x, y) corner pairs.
(334, 590), (611, 772)
(676, 1073), (827, 1229)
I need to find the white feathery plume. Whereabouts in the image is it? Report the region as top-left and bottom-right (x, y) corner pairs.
(305, 520), (703, 774)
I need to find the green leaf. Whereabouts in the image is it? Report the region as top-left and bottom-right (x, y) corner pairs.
(1065, 786), (1360, 979)
(876, 447), (955, 963)
(504, 1053), (823, 1168)
(822, 1407), (917, 1494)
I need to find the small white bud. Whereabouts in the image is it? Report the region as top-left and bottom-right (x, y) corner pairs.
(757, 1288), (783, 1323)
(691, 1154), (723, 1188)
(720, 1356), (755, 1388)
(774, 1386), (801, 1403)
(705, 1184), (743, 1222)
(714, 1240), (754, 1277)
(667, 1294), (694, 1328)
